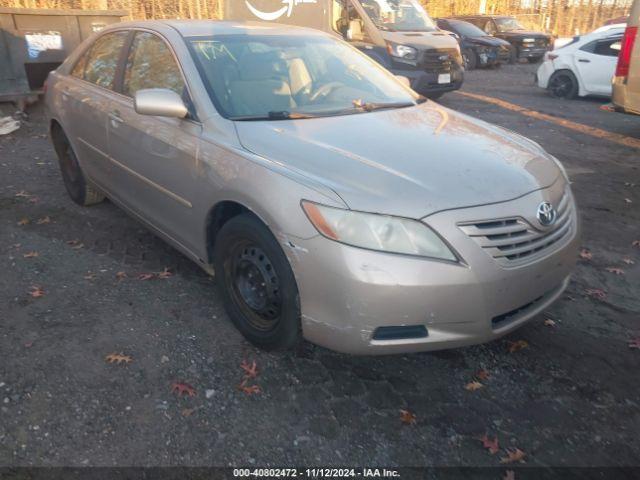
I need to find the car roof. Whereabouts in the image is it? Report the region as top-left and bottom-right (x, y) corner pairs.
(104, 19), (327, 37)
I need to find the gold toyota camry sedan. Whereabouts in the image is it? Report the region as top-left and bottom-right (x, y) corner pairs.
(45, 20), (579, 355)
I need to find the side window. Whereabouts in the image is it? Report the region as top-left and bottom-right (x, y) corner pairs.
(83, 31), (128, 89)
(71, 49), (89, 78)
(594, 38), (622, 57)
(485, 20), (497, 35)
(332, 1), (371, 43)
(123, 32), (186, 97)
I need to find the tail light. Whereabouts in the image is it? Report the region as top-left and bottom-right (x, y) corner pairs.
(615, 26), (637, 78)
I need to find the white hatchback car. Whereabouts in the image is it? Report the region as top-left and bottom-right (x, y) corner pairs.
(537, 26), (625, 98)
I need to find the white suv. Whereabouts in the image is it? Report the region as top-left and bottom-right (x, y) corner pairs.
(537, 26), (625, 99)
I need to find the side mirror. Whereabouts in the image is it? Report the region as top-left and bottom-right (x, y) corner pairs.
(134, 88), (188, 118)
(395, 75), (411, 88)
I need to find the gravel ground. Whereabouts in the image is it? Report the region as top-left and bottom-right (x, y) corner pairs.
(0, 63), (639, 472)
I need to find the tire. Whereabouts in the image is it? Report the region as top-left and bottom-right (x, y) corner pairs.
(509, 46), (518, 64)
(52, 126), (105, 206)
(214, 213), (301, 351)
(426, 92), (444, 100)
(547, 70), (579, 99)
(462, 49), (477, 70)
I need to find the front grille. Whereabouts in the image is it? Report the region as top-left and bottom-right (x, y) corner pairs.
(419, 49), (457, 74)
(459, 190), (574, 265)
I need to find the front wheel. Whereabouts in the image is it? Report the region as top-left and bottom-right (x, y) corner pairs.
(214, 214), (301, 351)
(462, 49), (477, 70)
(548, 70), (579, 99)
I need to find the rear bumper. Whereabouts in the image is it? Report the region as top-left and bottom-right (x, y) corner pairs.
(286, 184), (579, 355)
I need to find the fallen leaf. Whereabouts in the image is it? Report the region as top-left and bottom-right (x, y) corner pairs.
(238, 380), (262, 396)
(475, 369), (490, 381)
(633, 240), (640, 248)
(24, 341), (33, 348)
(181, 408), (195, 417)
(171, 382), (196, 397)
(579, 249), (592, 260)
(503, 470), (516, 480)
(585, 288), (607, 301)
(66, 239), (84, 249)
(157, 267), (173, 279)
(399, 409), (416, 425)
(105, 353), (133, 365)
(15, 190), (31, 198)
(480, 434), (500, 455)
(544, 318), (556, 327)
(29, 286), (45, 298)
(17, 218), (30, 226)
(508, 340), (528, 353)
(625, 198), (633, 204)
(137, 273), (155, 281)
(465, 381), (484, 391)
(629, 338), (640, 349)
(500, 448), (526, 464)
(605, 267), (625, 276)
(28, 197), (39, 204)
(622, 258), (635, 265)
(240, 359), (258, 379)
(23, 251), (39, 258)
(116, 271), (128, 281)
(36, 216), (51, 225)
(84, 273), (97, 281)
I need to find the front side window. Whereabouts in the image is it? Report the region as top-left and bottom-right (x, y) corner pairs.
(83, 31), (128, 89)
(188, 34), (419, 120)
(356, 0), (436, 32)
(123, 32), (186, 97)
(449, 21), (489, 38)
(332, 0), (371, 42)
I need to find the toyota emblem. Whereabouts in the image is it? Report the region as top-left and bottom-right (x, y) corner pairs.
(537, 202), (557, 226)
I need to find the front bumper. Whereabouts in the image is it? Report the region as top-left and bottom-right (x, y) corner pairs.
(397, 65), (464, 95)
(536, 59), (555, 89)
(518, 45), (549, 58)
(286, 184), (579, 355)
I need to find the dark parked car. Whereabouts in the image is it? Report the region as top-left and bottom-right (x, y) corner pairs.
(436, 18), (512, 69)
(450, 15), (552, 63)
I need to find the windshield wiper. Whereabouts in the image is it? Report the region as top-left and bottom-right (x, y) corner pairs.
(230, 111), (317, 121)
(353, 101), (417, 112)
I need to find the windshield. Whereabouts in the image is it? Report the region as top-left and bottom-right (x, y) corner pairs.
(357, 0), (437, 32)
(495, 17), (526, 32)
(188, 34), (418, 120)
(449, 21), (488, 37)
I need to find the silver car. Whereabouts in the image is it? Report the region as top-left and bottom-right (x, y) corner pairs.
(45, 20), (579, 355)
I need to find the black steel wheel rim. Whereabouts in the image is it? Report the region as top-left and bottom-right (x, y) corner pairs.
(226, 242), (281, 331)
(550, 75), (572, 97)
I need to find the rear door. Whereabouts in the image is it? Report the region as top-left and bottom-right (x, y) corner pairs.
(575, 35), (622, 95)
(106, 30), (201, 252)
(62, 30), (129, 185)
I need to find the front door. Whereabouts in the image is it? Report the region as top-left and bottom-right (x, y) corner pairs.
(106, 30), (201, 253)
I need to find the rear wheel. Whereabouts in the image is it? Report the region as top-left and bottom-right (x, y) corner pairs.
(51, 126), (104, 206)
(548, 70), (579, 99)
(214, 213), (301, 351)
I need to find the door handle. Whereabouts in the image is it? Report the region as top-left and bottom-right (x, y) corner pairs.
(109, 111), (123, 126)
(578, 59), (591, 63)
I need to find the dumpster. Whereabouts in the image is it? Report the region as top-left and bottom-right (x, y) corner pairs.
(0, 7), (127, 106)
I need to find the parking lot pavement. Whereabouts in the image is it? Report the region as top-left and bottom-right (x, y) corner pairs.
(1, 64), (639, 469)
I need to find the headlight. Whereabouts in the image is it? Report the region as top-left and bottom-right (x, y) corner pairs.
(301, 201), (457, 261)
(387, 43), (418, 61)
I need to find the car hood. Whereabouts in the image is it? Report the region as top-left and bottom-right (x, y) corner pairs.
(381, 30), (459, 49)
(467, 36), (512, 47)
(234, 102), (561, 219)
